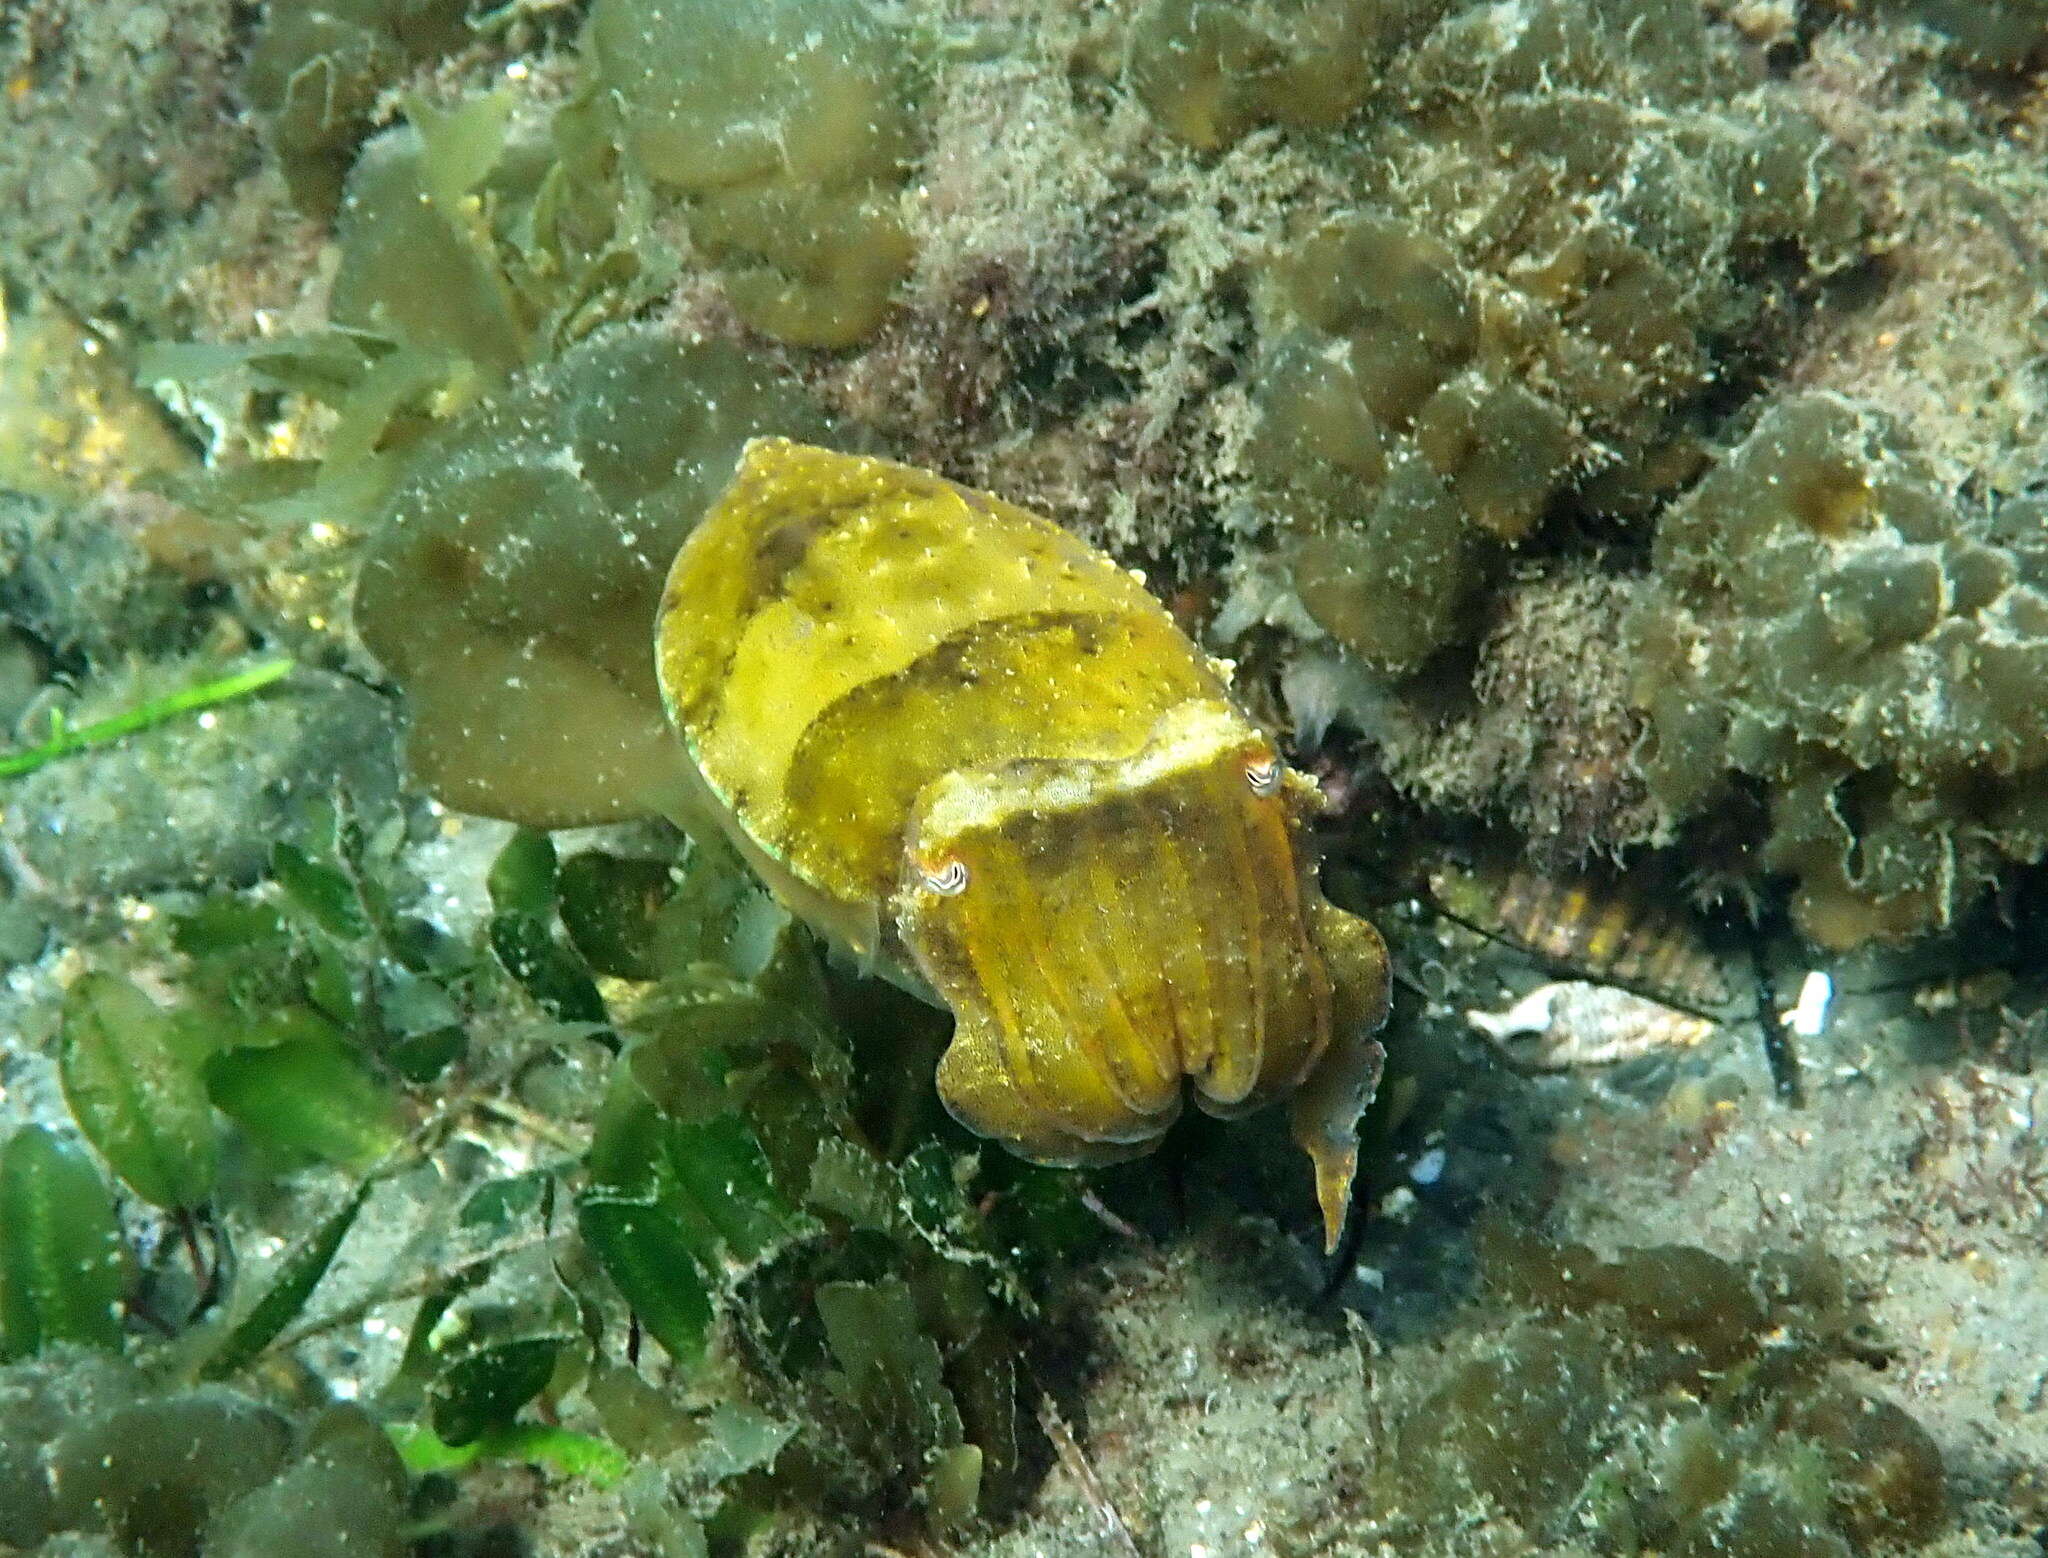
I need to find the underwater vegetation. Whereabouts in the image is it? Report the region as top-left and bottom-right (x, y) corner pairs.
(5, 0), (2048, 1550)
(0, 1349), (413, 1557)
(1361, 1225), (1951, 1555)
(1238, 0), (1862, 674)
(1, 799), (1065, 1551)
(0, 286), (198, 504)
(1862, 0), (2048, 70)
(1630, 393), (2048, 950)
(353, 323), (838, 829)
(244, 0), (476, 220)
(586, 0), (924, 347)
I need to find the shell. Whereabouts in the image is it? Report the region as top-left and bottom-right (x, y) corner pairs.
(1429, 858), (1734, 1015)
(1465, 981), (1717, 1070)
(656, 438), (1390, 1247)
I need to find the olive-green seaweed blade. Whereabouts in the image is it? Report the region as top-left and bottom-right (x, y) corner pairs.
(59, 971), (218, 1212)
(0, 1125), (129, 1358)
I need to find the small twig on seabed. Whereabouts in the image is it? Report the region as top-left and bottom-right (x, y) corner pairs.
(1080, 1188), (1150, 1244)
(1038, 1393), (1144, 1558)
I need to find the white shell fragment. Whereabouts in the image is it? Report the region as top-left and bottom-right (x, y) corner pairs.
(1784, 969), (1833, 1038)
(1466, 980), (1716, 1070)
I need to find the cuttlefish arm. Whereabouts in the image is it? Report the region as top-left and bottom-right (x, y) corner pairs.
(1290, 896), (1390, 1251)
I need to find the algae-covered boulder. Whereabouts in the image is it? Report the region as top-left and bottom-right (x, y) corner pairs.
(1863, 0), (2048, 68)
(0, 663), (396, 908)
(1630, 393), (2048, 949)
(354, 324), (837, 827)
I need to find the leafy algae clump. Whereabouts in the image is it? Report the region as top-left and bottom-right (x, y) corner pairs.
(1124, 0), (1444, 149)
(1375, 1228), (1948, 1555)
(1234, 0), (1862, 673)
(0, 1351), (410, 1557)
(329, 123), (533, 382)
(1629, 393), (2048, 950)
(586, 0), (923, 346)
(354, 324), (837, 827)
(242, 0), (473, 219)
(1863, 0), (2048, 69)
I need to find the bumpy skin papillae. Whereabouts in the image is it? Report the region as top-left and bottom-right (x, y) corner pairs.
(656, 438), (1389, 1248)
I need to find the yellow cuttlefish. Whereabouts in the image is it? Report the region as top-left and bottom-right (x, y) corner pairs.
(656, 438), (1390, 1249)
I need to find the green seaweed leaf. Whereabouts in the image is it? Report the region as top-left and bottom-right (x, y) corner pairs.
(0, 659), (293, 779)
(395, 1259), (493, 1390)
(429, 1334), (568, 1446)
(0, 1126), (129, 1358)
(559, 851), (675, 980)
(390, 1420), (630, 1486)
(407, 88), (515, 218)
(816, 1277), (966, 1480)
(203, 1177), (371, 1380)
(490, 911), (608, 1025)
(488, 829), (608, 1023)
(273, 840), (370, 942)
(488, 828), (560, 919)
(576, 1198), (714, 1366)
(58, 971), (218, 1211)
(204, 1011), (406, 1172)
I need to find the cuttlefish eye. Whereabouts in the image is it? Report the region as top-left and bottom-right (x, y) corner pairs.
(1245, 755), (1282, 796)
(916, 857), (971, 896)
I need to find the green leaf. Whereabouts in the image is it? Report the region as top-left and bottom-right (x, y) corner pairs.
(581, 1058), (810, 1366)
(205, 1013), (405, 1172)
(429, 1334), (566, 1446)
(172, 895), (291, 959)
(460, 1170), (551, 1231)
(623, 1000), (770, 1124)
(58, 971), (218, 1210)
(389, 1420), (629, 1486)
(696, 1403), (796, 1482)
(378, 966), (467, 1082)
(926, 1444), (984, 1536)
(408, 88), (516, 216)
(660, 1114), (801, 1265)
(379, 965), (463, 1036)
(272, 840), (368, 941)
(806, 1137), (904, 1235)
(626, 988), (847, 1115)
(816, 1278), (964, 1475)
(0, 1127), (128, 1359)
(302, 931), (361, 1025)
(650, 844), (790, 981)
(134, 328), (392, 404)
(170, 894), (302, 1020)
(490, 911), (607, 1025)
(391, 1261), (491, 1392)
(488, 828), (560, 919)
(395, 1258), (492, 1388)
(577, 1198), (713, 1367)
(387, 1022), (466, 1083)
(590, 1062), (805, 1263)
(203, 1179), (371, 1379)
(559, 852), (674, 980)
